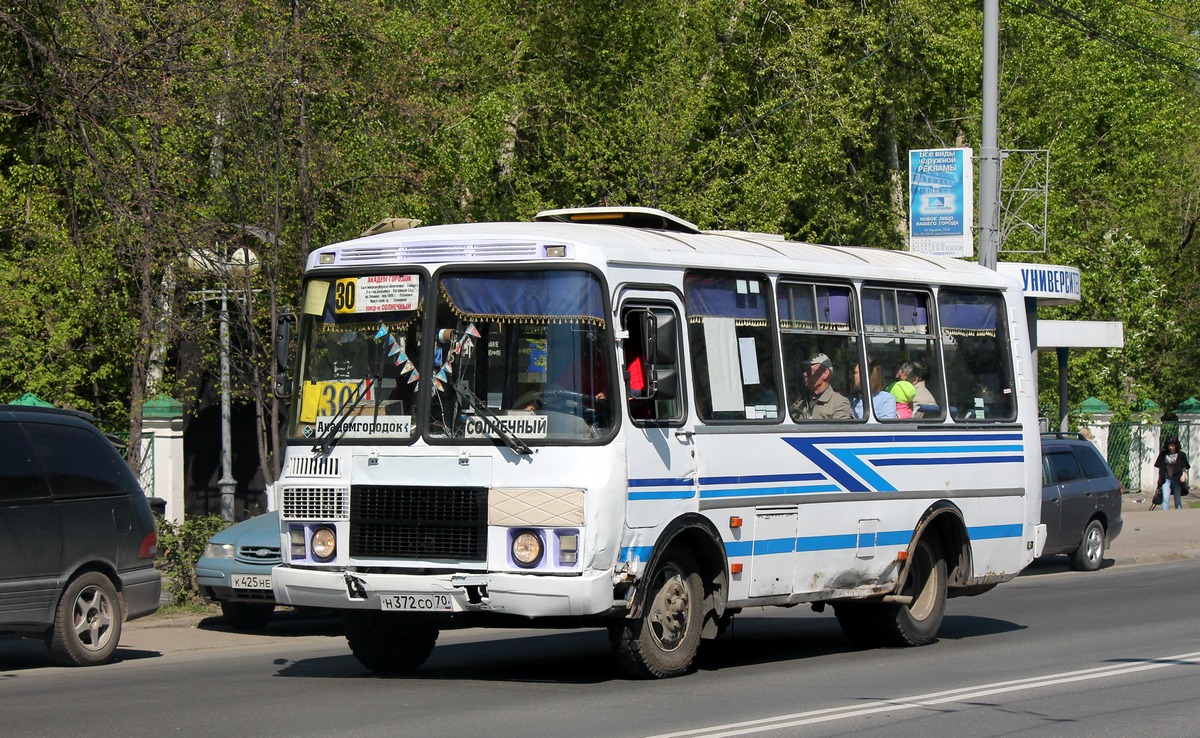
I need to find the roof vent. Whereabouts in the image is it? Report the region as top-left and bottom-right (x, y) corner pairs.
(533, 206), (700, 234)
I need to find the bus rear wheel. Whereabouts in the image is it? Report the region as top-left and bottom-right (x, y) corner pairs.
(610, 545), (703, 679)
(834, 537), (947, 648)
(344, 611), (439, 673)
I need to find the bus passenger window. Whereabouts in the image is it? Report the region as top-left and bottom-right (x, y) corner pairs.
(777, 281), (858, 422)
(684, 273), (780, 423)
(937, 290), (1016, 421)
(862, 287), (943, 421)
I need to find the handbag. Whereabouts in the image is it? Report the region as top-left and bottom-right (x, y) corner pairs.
(1152, 488), (1164, 505)
(1183, 483), (1190, 497)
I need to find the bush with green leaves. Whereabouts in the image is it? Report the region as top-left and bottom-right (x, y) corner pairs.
(155, 515), (229, 606)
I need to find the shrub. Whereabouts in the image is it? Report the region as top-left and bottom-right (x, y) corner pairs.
(156, 515), (228, 606)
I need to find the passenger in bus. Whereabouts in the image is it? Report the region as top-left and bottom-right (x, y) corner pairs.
(903, 361), (940, 418)
(790, 353), (852, 421)
(886, 365), (917, 418)
(852, 357), (898, 419)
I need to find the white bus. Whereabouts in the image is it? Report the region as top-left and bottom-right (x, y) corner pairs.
(271, 207), (1046, 678)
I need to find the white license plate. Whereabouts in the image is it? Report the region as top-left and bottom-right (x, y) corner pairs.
(379, 593), (453, 611)
(231, 573), (272, 590)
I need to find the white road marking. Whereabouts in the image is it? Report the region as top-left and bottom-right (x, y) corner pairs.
(646, 651), (1200, 738)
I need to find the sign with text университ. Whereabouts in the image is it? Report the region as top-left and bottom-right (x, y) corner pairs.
(908, 148), (973, 258)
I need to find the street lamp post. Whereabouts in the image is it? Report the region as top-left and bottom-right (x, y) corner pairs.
(217, 286), (236, 521)
(189, 245), (258, 522)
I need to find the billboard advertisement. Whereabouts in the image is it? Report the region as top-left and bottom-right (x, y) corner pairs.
(908, 148), (974, 258)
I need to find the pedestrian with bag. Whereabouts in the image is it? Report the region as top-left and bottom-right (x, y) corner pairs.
(1153, 436), (1190, 511)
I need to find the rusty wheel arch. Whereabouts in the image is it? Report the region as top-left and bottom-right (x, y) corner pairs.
(895, 502), (972, 595)
(627, 514), (729, 639)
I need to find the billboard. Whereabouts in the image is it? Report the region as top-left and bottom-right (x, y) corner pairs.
(908, 148), (973, 258)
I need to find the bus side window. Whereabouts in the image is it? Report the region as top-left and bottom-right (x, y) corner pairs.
(778, 281), (859, 422)
(684, 272), (780, 423)
(937, 289), (1016, 421)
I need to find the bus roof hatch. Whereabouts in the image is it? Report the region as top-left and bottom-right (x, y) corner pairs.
(534, 206), (701, 234)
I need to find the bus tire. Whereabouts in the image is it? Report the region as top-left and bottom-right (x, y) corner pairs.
(610, 545), (703, 679)
(879, 537), (947, 646)
(343, 611), (439, 673)
(834, 538), (947, 648)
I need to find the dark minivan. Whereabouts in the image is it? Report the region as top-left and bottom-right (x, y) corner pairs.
(0, 405), (160, 665)
(1040, 433), (1124, 571)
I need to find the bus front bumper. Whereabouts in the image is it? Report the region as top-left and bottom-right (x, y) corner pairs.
(272, 565), (620, 619)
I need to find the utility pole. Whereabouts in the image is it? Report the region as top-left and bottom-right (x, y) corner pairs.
(978, 0), (1001, 271)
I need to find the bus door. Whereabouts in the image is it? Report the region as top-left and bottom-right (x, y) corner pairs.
(618, 292), (695, 529)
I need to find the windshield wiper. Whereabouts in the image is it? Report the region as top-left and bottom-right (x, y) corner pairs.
(453, 380), (532, 456)
(312, 374), (376, 453)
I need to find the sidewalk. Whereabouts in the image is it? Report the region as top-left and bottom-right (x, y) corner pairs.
(1108, 496), (1200, 565)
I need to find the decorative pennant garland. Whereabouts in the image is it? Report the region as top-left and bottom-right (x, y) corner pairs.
(429, 322), (480, 396)
(374, 321), (483, 397)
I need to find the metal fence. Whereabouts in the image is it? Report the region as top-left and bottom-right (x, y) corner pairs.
(114, 432), (155, 497)
(1103, 421), (1198, 494)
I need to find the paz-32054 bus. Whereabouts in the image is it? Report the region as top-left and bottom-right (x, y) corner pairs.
(271, 207), (1046, 678)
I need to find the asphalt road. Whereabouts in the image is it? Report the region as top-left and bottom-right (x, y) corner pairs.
(3, 560), (1199, 737)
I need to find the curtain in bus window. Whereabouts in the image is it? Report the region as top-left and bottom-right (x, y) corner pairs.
(939, 298), (997, 336)
(684, 275), (769, 325)
(439, 271), (605, 326)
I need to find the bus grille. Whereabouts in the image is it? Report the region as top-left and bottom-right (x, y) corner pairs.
(282, 487), (350, 521)
(350, 486), (488, 561)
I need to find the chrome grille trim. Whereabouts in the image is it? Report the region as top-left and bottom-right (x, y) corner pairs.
(281, 486), (350, 521)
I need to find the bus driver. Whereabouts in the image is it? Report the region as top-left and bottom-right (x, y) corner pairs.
(791, 352), (852, 421)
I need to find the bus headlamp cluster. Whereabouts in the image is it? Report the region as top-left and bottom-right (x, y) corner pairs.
(509, 528), (580, 569)
(290, 524), (338, 562)
(311, 526), (337, 561)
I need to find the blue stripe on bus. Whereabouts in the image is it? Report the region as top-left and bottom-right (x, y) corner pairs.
(967, 524), (1024, 540)
(628, 477), (694, 488)
(630, 525), (1024, 563)
(699, 484), (841, 498)
(699, 472), (825, 486)
(848, 444), (1024, 456)
(873, 455), (1024, 467)
(628, 490), (696, 501)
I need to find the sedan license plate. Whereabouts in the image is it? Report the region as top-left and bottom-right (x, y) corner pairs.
(231, 573), (272, 590)
(379, 593), (453, 612)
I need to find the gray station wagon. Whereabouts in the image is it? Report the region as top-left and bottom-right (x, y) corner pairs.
(1040, 433), (1124, 571)
(0, 406), (161, 665)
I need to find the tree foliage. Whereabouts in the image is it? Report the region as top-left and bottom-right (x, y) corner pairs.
(0, 0), (1197, 447)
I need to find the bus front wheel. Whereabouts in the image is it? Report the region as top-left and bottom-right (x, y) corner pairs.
(344, 611), (439, 673)
(610, 545), (704, 679)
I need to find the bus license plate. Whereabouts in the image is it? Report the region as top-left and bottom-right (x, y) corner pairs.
(379, 593), (453, 612)
(231, 573), (272, 590)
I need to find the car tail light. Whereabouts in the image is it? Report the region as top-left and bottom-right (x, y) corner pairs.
(139, 531), (158, 559)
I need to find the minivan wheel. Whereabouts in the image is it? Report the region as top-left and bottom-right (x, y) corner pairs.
(48, 572), (123, 666)
(1071, 520), (1106, 572)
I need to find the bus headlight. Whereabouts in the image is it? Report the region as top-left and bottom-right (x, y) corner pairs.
(511, 530), (543, 568)
(311, 526), (337, 561)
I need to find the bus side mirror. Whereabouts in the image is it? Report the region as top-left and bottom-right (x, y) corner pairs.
(274, 310), (296, 398)
(638, 310), (679, 401)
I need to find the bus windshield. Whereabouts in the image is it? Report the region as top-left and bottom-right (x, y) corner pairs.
(427, 268), (615, 442)
(289, 273), (424, 443)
